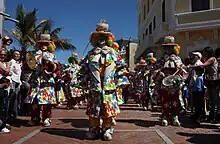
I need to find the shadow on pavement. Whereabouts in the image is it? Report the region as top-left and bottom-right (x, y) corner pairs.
(119, 107), (146, 111)
(41, 128), (86, 140)
(117, 119), (160, 127)
(179, 115), (218, 129)
(9, 118), (29, 127)
(177, 132), (220, 144)
(150, 113), (161, 117)
(59, 119), (89, 128)
(58, 118), (160, 128)
(120, 104), (140, 107)
(53, 105), (86, 110)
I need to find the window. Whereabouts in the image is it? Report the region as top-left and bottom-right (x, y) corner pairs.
(147, 0), (150, 12)
(138, 13), (141, 25)
(149, 22), (152, 34)
(144, 4), (146, 20)
(153, 16), (156, 30)
(162, 0), (166, 22)
(192, 0), (210, 12)
(145, 28), (148, 36)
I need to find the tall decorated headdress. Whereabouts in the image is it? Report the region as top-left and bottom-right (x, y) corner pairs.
(162, 36), (180, 55)
(68, 52), (79, 64)
(90, 19), (115, 47)
(37, 34), (56, 53)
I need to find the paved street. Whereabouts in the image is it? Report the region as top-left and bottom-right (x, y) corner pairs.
(1, 102), (220, 144)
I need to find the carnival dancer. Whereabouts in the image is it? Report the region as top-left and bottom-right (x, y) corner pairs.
(81, 20), (129, 141)
(27, 34), (57, 127)
(143, 53), (157, 110)
(54, 62), (65, 107)
(159, 36), (187, 126)
(112, 42), (127, 105)
(134, 57), (147, 108)
(63, 53), (81, 109)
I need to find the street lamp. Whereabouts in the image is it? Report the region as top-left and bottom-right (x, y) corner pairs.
(0, 0), (19, 47)
(4, 16), (19, 23)
(0, 12), (19, 23)
(0, 11), (10, 17)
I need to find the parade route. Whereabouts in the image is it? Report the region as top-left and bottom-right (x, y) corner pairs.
(1, 103), (220, 144)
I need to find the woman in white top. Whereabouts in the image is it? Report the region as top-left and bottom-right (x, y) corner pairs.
(8, 50), (22, 120)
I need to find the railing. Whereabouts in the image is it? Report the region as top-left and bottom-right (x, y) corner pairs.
(175, 8), (220, 25)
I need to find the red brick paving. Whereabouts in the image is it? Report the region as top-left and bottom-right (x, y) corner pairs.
(1, 103), (220, 144)
(24, 131), (163, 144)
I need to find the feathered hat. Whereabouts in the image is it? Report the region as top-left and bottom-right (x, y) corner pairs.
(112, 42), (119, 51)
(90, 19), (115, 47)
(145, 52), (157, 63)
(136, 57), (147, 67)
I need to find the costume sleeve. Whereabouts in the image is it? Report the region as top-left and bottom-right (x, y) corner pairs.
(78, 56), (90, 89)
(53, 54), (58, 63)
(174, 56), (183, 68)
(114, 51), (130, 87)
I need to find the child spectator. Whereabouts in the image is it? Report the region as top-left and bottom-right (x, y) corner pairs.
(192, 67), (206, 124)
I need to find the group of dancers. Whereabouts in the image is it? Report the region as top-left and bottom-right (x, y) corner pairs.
(2, 19), (218, 141)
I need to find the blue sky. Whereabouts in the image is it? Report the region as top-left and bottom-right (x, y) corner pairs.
(4, 0), (137, 64)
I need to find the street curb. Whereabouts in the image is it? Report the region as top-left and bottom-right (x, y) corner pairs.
(155, 129), (174, 144)
(13, 129), (41, 144)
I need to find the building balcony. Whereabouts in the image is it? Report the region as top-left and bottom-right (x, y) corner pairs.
(175, 8), (220, 31)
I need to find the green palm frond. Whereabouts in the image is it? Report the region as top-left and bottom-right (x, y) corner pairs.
(22, 9), (38, 36)
(51, 27), (63, 36)
(15, 4), (25, 29)
(34, 20), (50, 32)
(12, 28), (22, 42)
(9, 4), (77, 54)
(41, 19), (53, 34)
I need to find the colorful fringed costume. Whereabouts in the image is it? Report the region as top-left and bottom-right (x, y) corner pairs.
(159, 36), (186, 126)
(144, 53), (157, 109)
(134, 58), (147, 108)
(27, 34), (58, 127)
(63, 53), (82, 109)
(81, 20), (129, 141)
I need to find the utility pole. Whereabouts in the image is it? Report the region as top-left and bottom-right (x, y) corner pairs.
(0, 0), (19, 48)
(0, 0), (5, 46)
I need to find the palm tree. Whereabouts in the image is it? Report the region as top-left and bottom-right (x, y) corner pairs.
(36, 19), (76, 51)
(9, 4), (76, 55)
